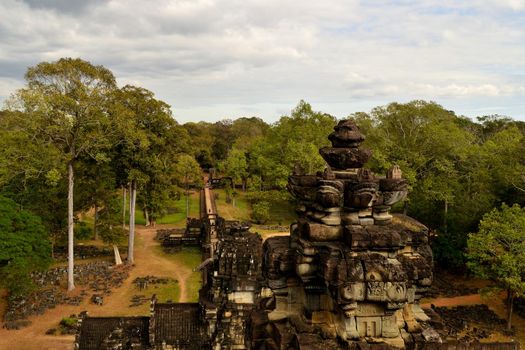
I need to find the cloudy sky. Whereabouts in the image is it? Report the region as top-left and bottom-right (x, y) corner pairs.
(1, 0), (525, 123)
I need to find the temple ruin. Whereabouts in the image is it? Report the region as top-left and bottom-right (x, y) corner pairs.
(261, 120), (438, 348)
(76, 120), (518, 350)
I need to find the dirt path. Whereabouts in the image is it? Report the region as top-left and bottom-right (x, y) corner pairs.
(422, 294), (484, 308)
(0, 226), (194, 350)
(132, 227), (190, 302)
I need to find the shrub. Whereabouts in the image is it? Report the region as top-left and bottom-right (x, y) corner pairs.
(74, 221), (93, 240)
(252, 201), (271, 224)
(0, 195), (52, 296)
(59, 317), (77, 328)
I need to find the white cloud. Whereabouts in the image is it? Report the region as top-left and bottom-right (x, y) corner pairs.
(1, 0), (525, 121)
(0, 78), (23, 100)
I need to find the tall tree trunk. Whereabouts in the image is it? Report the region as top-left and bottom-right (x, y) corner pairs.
(403, 200), (408, 215)
(94, 202), (98, 240)
(113, 245), (122, 265)
(144, 208), (150, 227)
(67, 160), (75, 291)
(129, 182), (132, 227)
(186, 182), (189, 218)
(507, 289), (514, 331)
(242, 178), (246, 192)
(122, 186), (127, 230)
(128, 180), (137, 264)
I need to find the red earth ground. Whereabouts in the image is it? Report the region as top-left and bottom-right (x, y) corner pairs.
(0, 226), (197, 350)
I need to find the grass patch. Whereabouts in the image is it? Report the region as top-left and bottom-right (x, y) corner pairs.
(149, 279), (180, 303)
(134, 191), (201, 226)
(214, 189), (251, 221)
(266, 199), (297, 225)
(213, 189), (297, 225)
(100, 235), (186, 317)
(157, 192), (201, 224)
(155, 246), (202, 302)
(133, 210), (147, 225)
(59, 317), (76, 328)
(110, 277), (181, 317)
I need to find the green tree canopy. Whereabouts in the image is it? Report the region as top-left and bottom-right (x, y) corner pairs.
(0, 195), (52, 296)
(174, 154), (202, 217)
(0, 110), (67, 239)
(111, 85), (191, 223)
(219, 148), (248, 191)
(9, 57), (118, 291)
(248, 100), (336, 189)
(466, 203), (525, 330)
(175, 154), (202, 187)
(351, 101), (478, 267)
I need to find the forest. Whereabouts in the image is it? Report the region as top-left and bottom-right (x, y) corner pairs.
(1, 57), (525, 301)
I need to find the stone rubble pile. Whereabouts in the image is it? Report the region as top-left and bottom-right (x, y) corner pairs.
(133, 276), (172, 290)
(3, 262), (130, 330)
(434, 305), (509, 341)
(155, 228), (185, 241)
(129, 294), (148, 307)
(91, 294), (104, 306)
(253, 224), (289, 232)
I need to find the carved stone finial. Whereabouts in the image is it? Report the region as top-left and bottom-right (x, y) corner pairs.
(320, 119), (372, 170)
(357, 168), (375, 182)
(293, 162), (305, 176)
(323, 166), (335, 180)
(387, 165), (402, 179)
(328, 119), (366, 148)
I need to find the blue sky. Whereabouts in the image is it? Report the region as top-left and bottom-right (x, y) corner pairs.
(1, 0), (524, 123)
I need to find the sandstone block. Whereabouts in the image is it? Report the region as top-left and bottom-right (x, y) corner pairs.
(306, 222), (343, 241)
(340, 282), (366, 303)
(356, 316), (382, 337)
(354, 302), (384, 317)
(381, 315), (400, 338)
(342, 211), (360, 225)
(319, 147), (372, 170)
(366, 282), (386, 302)
(339, 316), (359, 340)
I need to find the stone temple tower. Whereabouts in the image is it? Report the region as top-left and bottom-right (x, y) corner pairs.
(263, 120), (440, 348)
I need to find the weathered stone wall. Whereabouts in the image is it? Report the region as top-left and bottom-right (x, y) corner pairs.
(53, 245), (115, 261)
